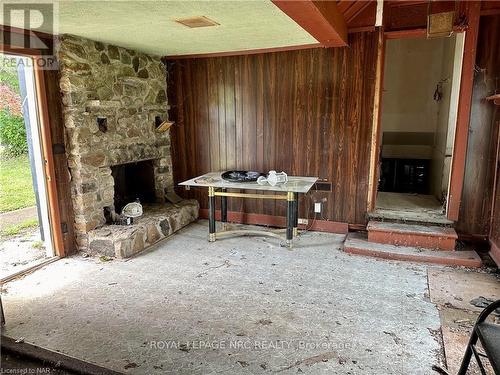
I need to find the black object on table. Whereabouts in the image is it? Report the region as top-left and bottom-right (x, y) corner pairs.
(221, 170), (264, 182)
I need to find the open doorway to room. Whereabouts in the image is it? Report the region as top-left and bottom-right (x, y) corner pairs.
(373, 33), (465, 224)
(0, 53), (55, 279)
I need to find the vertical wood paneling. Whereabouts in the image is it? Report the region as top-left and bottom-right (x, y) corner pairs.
(235, 57), (243, 170)
(491, 130), (500, 249)
(169, 32), (378, 225)
(456, 15), (500, 237)
(207, 59), (220, 172)
(224, 58), (236, 171)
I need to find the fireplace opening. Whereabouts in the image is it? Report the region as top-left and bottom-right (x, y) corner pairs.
(111, 160), (156, 213)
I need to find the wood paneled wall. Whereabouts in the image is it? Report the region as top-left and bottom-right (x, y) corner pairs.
(167, 32), (378, 225)
(456, 15), (500, 238)
(479, 15), (500, 255)
(490, 129), (500, 259)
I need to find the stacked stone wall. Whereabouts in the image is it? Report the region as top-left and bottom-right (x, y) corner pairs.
(58, 35), (172, 250)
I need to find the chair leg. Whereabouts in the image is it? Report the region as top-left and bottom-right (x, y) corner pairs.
(471, 345), (488, 375)
(457, 331), (479, 375)
(458, 300), (500, 374)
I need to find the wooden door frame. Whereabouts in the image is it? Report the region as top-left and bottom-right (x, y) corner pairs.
(366, 27), (385, 212)
(446, 1), (481, 220)
(1, 44), (66, 257)
(367, 7), (480, 222)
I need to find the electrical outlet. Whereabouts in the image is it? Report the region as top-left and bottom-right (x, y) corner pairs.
(298, 218), (308, 225)
(314, 202), (322, 213)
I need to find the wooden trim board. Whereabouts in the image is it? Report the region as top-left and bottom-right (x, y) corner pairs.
(367, 27), (385, 212)
(33, 61), (65, 257)
(165, 43), (323, 60)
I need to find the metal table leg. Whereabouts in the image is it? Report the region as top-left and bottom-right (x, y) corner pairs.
(293, 192), (299, 237)
(208, 186), (216, 242)
(286, 192), (294, 248)
(221, 188), (227, 230)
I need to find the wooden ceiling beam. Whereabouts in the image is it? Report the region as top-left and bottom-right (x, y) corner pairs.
(272, 0), (348, 47)
(344, 1), (373, 24)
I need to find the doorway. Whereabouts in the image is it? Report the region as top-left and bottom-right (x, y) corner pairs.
(372, 33), (465, 224)
(0, 53), (55, 279)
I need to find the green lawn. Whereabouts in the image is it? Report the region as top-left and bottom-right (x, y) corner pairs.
(0, 154), (36, 212)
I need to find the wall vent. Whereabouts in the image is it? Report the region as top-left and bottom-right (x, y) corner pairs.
(175, 16), (219, 28)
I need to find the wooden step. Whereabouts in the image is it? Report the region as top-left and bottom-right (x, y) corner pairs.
(344, 233), (481, 268)
(368, 209), (453, 226)
(367, 221), (458, 251)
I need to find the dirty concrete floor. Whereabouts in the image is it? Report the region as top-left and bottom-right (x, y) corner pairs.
(428, 268), (500, 374)
(2, 222), (443, 374)
(0, 227), (48, 279)
(0, 351), (77, 375)
(373, 192), (451, 225)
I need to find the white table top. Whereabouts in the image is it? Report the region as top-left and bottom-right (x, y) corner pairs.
(179, 172), (318, 193)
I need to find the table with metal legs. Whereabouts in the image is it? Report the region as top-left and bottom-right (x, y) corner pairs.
(180, 173), (317, 249)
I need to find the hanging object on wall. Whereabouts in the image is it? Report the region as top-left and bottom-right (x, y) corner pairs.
(434, 78), (450, 102)
(434, 83), (443, 102)
(155, 116), (174, 133)
(426, 0), (455, 38)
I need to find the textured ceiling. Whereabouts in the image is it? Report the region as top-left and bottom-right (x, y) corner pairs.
(5, 1), (318, 56)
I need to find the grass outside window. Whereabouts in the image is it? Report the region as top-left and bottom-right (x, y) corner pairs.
(0, 154), (36, 212)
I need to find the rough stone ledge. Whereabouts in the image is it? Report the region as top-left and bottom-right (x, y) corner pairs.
(87, 199), (199, 258)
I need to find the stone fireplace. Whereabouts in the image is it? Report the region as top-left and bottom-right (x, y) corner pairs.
(58, 35), (198, 256)
(111, 160), (156, 213)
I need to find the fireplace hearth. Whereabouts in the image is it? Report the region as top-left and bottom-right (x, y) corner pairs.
(89, 201), (199, 258)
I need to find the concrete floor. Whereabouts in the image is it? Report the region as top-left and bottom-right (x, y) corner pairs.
(2, 221), (443, 374)
(372, 192), (451, 225)
(0, 227), (48, 280)
(1, 351), (76, 375)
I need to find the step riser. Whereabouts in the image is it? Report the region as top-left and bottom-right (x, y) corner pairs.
(344, 245), (481, 268)
(368, 231), (456, 251)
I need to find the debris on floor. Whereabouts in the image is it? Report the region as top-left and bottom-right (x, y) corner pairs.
(2, 223), (443, 374)
(428, 267), (500, 374)
(470, 296), (500, 317)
